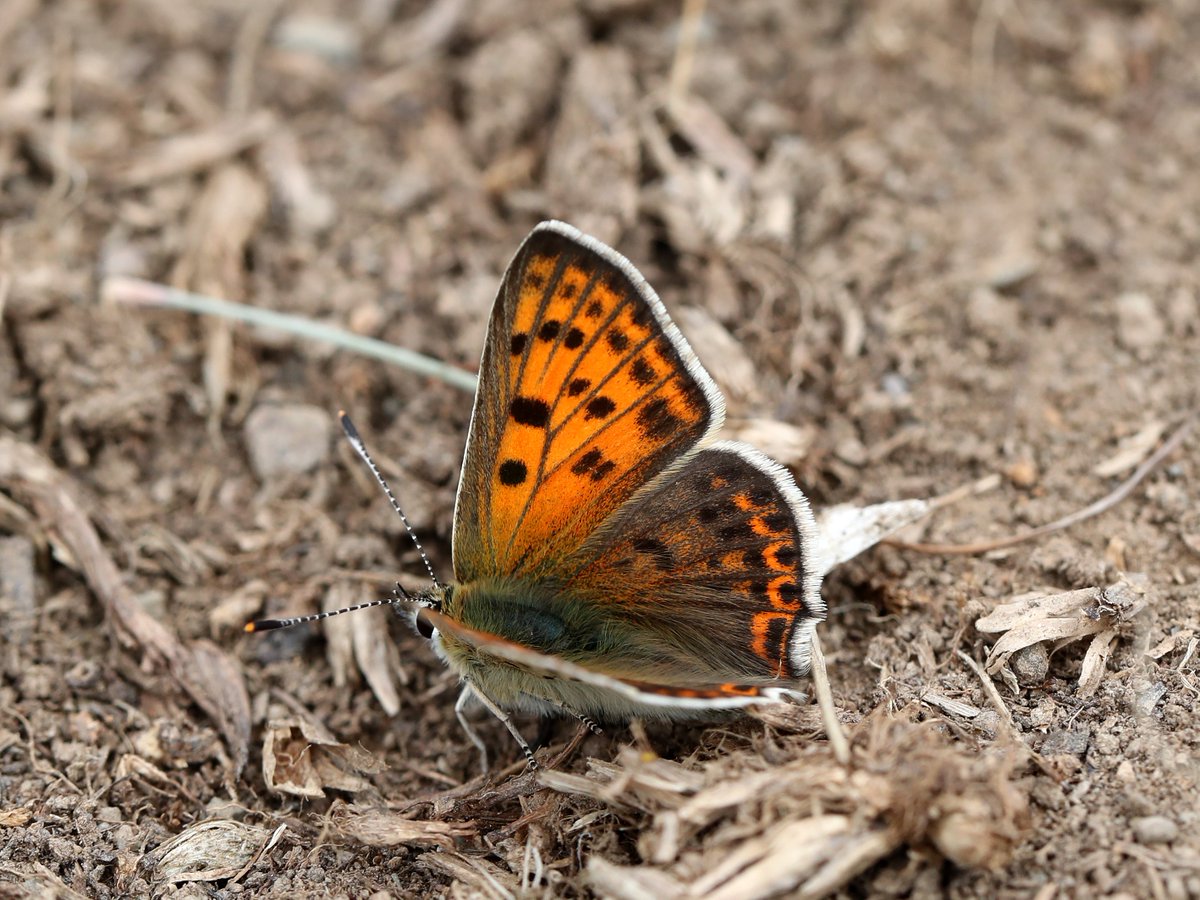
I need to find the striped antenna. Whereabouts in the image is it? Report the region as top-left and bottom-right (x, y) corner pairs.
(245, 597), (404, 632)
(338, 411), (443, 589)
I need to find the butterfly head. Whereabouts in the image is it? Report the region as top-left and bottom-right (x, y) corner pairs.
(402, 584), (452, 640)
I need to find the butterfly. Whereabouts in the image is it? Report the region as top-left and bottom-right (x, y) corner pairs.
(254, 221), (827, 769)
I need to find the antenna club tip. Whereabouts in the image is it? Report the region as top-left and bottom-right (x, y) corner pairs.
(243, 622), (257, 633)
(338, 410), (361, 440)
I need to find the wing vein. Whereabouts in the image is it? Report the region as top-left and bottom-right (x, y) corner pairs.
(502, 288), (633, 559)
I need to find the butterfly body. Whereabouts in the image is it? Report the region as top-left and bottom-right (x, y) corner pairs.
(392, 221), (827, 759)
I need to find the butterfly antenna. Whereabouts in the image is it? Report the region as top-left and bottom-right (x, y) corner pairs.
(337, 410), (443, 589)
(245, 583), (421, 633)
(245, 597), (405, 632)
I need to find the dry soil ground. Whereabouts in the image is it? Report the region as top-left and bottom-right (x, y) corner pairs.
(1, 1), (1198, 898)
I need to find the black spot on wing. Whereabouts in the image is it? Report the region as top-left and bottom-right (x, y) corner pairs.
(629, 357), (655, 386)
(591, 460), (616, 481)
(773, 545), (798, 568)
(777, 580), (804, 605)
(511, 396), (550, 428)
(571, 448), (603, 476)
(719, 522), (754, 542)
(761, 511), (791, 534)
(636, 397), (681, 439)
(765, 615), (790, 662)
(632, 538), (673, 571)
(585, 396), (616, 420)
(498, 459), (527, 485)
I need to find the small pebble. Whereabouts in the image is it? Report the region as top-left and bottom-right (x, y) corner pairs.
(64, 660), (101, 690)
(1040, 728), (1090, 758)
(1011, 643), (1050, 686)
(1130, 677), (1167, 717)
(982, 244), (1039, 289)
(967, 287), (1020, 339)
(1131, 815), (1178, 845)
(244, 404), (332, 480)
(273, 14), (360, 64)
(973, 709), (1001, 738)
(1005, 457), (1039, 489)
(880, 372), (910, 398)
(1115, 292), (1165, 353)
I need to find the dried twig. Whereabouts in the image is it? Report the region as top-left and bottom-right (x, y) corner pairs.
(955, 650), (1015, 730)
(667, 0), (708, 114)
(113, 112), (275, 187)
(227, 0), (286, 114)
(809, 633), (849, 765)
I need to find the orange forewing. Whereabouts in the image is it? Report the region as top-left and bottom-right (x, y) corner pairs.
(453, 223), (720, 582)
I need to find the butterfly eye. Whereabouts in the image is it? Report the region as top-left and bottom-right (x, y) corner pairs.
(414, 609), (436, 640)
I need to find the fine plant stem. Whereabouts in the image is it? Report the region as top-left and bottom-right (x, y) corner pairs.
(101, 275), (480, 393)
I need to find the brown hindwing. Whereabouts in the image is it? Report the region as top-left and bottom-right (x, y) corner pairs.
(566, 442), (824, 679)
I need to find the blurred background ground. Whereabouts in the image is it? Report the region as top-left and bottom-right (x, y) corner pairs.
(1, 0), (1198, 897)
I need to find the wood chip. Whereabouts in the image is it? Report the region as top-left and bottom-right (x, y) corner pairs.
(922, 691), (981, 718)
(150, 820), (271, 883)
(114, 112), (275, 187)
(1092, 420), (1167, 478)
(335, 809), (475, 850)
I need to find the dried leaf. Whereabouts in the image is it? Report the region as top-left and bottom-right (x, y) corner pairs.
(175, 640), (252, 774)
(1092, 420), (1166, 477)
(976, 582), (1149, 693)
(815, 498), (931, 576)
(921, 691), (981, 719)
(724, 418), (815, 469)
(674, 306), (764, 407)
(114, 112), (275, 187)
(586, 856), (686, 900)
(352, 606), (403, 716)
(1145, 629), (1194, 660)
(262, 716), (384, 798)
(0, 807), (33, 827)
(542, 717), (1028, 895)
(1077, 630), (1118, 698)
(698, 816), (856, 900)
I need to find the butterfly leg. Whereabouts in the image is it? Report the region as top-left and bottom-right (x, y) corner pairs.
(534, 706), (602, 749)
(565, 708), (604, 736)
(458, 681), (538, 770)
(454, 685), (492, 773)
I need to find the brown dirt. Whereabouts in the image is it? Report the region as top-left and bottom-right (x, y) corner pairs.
(2, 1), (1198, 897)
